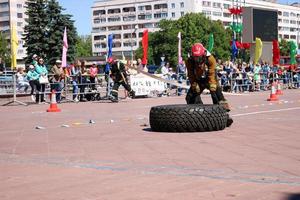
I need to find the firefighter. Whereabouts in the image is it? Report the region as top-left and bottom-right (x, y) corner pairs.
(108, 58), (135, 102)
(186, 43), (230, 111)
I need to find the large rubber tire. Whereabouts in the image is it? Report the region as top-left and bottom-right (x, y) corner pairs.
(150, 104), (230, 132)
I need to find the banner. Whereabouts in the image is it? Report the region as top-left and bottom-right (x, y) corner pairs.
(62, 27), (68, 68)
(272, 40), (280, 66)
(11, 24), (18, 70)
(289, 41), (297, 65)
(130, 74), (167, 96)
(254, 37), (262, 65)
(107, 34), (113, 58)
(105, 34), (114, 73)
(231, 39), (238, 61)
(208, 33), (214, 52)
(177, 32), (182, 64)
(142, 29), (148, 65)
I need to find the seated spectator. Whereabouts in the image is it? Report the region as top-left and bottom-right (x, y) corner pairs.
(16, 67), (29, 93)
(26, 64), (40, 102)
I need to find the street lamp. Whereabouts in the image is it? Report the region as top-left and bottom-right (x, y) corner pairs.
(130, 24), (138, 63)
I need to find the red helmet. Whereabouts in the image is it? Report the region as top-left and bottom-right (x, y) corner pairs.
(107, 57), (114, 63)
(191, 43), (206, 57)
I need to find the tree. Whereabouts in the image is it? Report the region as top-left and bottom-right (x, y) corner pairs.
(46, 0), (77, 64)
(0, 31), (10, 65)
(23, 0), (49, 64)
(136, 13), (231, 67)
(76, 35), (92, 57)
(23, 0), (77, 65)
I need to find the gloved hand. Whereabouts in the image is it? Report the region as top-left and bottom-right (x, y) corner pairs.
(209, 83), (217, 92)
(191, 82), (201, 93)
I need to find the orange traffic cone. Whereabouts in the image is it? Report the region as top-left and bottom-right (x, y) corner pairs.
(47, 90), (61, 112)
(276, 80), (283, 95)
(267, 82), (278, 101)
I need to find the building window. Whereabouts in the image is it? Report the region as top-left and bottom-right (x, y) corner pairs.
(283, 34), (289, 39)
(202, 10), (211, 16)
(202, 1), (211, 7)
(172, 12), (175, 18)
(181, 12), (184, 16)
(213, 3), (221, 8)
(0, 11), (9, 17)
(0, 3), (9, 8)
(123, 7), (136, 13)
(154, 4), (167, 9)
(17, 13), (23, 18)
(290, 20), (296, 25)
(154, 12), (168, 19)
(171, 3), (175, 8)
(290, 12), (296, 17)
(93, 10), (105, 16)
(107, 17), (121, 22)
(180, 2), (184, 8)
(94, 35), (106, 40)
(17, 4), (22, 8)
(145, 14), (152, 19)
(283, 19), (289, 24)
(123, 15), (136, 21)
(213, 12), (222, 17)
(108, 8), (121, 14)
(223, 13), (231, 18)
(290, 35), (296, 39)
(223, 4), (230, 9)
(283, 12), (289, 17)
(17, 22), (23, 27)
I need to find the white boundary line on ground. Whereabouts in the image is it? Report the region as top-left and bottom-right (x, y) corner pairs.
(232, 107), (300, 117)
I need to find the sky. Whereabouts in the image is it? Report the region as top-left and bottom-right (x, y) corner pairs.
(57, 0), (296, 36)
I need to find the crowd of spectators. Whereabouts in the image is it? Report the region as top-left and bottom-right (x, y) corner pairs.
(1, 55), (300, 103)
(215, 60), (300, 92)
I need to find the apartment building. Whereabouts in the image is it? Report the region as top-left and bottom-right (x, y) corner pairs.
(92, 0), (300, 57)
(0, 0), (27, 62)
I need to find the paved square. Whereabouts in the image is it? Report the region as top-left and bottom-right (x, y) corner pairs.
(0, 90), (299, 200)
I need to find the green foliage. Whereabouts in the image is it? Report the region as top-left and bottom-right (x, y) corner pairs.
(136, 13), (231, 67)
(76, 35), (92, 57)
(23, 0), (77, 65)
(0, 31), (10, 65)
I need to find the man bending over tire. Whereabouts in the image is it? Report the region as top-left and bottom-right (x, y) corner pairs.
(185, 43), (230, 111)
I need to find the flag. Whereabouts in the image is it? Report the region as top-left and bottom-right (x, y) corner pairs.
(120, 52), (126, 64)
(208, 33), (214, 52)
(107, 34), (113, 58)
(231, 38), (238, 61)
(105, 34), (114, 73)
(62, 27), (68, 68)
(177, 32), (182, 64)
(142, 29), (148, 65)
(11, 24), (18, 70)
(272, 40), (280, 66)
(254, 37), (263, 65)
(289, 41), (297, 65)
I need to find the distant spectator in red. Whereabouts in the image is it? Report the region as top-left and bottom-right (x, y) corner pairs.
(89, 62), (98, 90)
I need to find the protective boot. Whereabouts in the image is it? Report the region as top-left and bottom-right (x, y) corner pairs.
(110, 90), (119, 103)
(219, 100), (231, 112)
(227, 116), (233, 127)
(129, 90), (135, 99)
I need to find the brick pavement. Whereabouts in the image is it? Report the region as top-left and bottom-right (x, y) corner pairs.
(0, 90), (299, 200)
